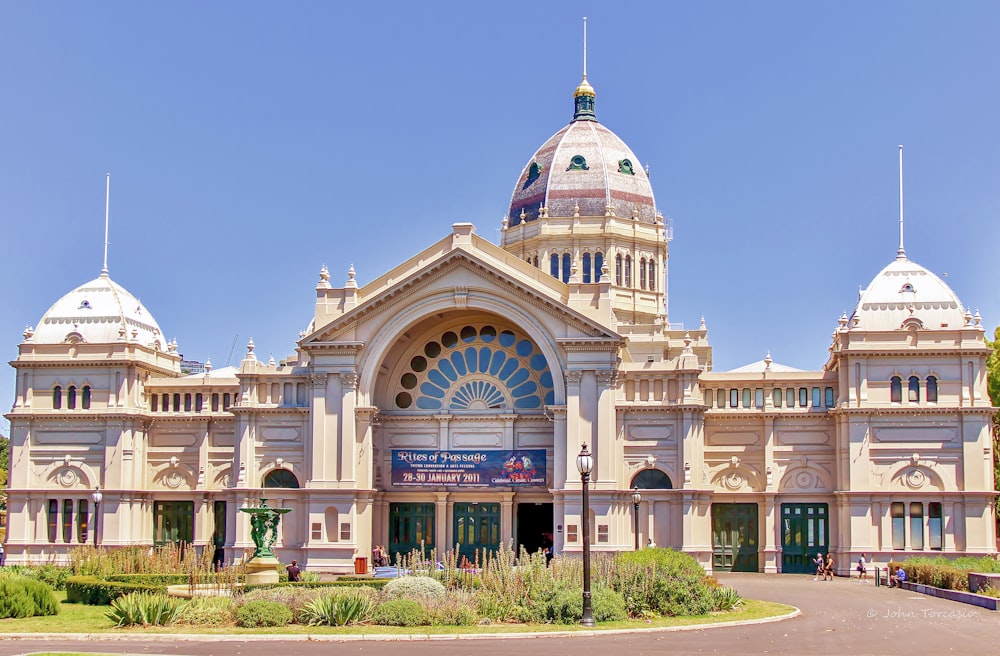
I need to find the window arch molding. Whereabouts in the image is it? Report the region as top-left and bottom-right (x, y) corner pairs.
(630, 468), (673, 489)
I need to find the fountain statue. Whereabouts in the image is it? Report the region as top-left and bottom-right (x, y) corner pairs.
(239, 498), (292, 584)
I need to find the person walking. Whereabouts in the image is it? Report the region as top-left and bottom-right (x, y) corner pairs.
(857, 554), (868, 582)
(823, 553), (835, 580)
(814, 553), (825, 580)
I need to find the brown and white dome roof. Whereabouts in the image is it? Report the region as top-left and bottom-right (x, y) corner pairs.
(507, 76), (657, 225)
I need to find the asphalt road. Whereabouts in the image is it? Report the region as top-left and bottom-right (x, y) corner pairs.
(1, 573), (998, 656)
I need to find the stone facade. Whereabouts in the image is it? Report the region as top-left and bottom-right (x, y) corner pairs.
(4, 77), (996, 574)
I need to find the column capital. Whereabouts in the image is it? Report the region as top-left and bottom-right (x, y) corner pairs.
(339, 371), (359, 390)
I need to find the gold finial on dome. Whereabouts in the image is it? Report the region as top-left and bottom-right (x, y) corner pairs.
(574, 75), (595, 98)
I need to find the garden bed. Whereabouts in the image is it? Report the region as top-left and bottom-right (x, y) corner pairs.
(898, 581), (1000, 611)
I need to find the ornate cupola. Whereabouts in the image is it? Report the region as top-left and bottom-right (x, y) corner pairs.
(501, 74), (670, 327)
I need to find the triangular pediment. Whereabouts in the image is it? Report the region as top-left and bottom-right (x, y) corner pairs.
(302, 228), (621, 347)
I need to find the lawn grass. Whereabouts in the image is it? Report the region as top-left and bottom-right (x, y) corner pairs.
(0, 593), (793, 635)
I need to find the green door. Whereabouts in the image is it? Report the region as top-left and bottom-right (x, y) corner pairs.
(388, 502), (435, 563)
(153, 501), (194, 546)
(781, 503), (828, 573)
(453, 502), (501, 566)
(712, 503), (758, 572)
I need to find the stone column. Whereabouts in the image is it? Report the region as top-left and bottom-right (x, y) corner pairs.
(762, 494), (778, 573)
(339, 372), (358, 484)
(435, 492), (449, 554)
(564, 370), (583, 488)
(500, 492), (514, 549)
(596, 370), (618, 485)
(309, 373), (328, 482)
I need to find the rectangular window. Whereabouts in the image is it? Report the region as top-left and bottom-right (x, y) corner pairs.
(742, 388), (751, 408)
(78, 499), (89, 544)
(340, 522), (352, 542)
(717, 391), (725, 409)
(928, 502), (943, 550)
(47, 499), (58, 543)
(223, 393), (231, 410)
(811, 387), (821, 407)
(311, 522), (323, 540)
(824, 387), (835, 407)
(910, 502), (924, 550)
(195, 393), (203, 412)
(798, 388), (808, 407)
(773, 389), (782, 408)
(62, 499), (74, 543)
(891, 502), (906, 549)
(704, 389), (713, 407)
(151, 395), (159, 412)
(754, 388), (764, 408)
(729, 389), (738, 408)
(566, 524), (579, 543)
(597, 524), (609, 543)
(212, 501), (227, 549)
(786, 388), (795, 408)
(211, 393), (220, 412)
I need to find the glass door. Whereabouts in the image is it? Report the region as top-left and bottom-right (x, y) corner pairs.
(388, 502), (435, 563)
(781, 503), (828, 573)
(712, 503), (759, 572)
(453, 502), (500, 566)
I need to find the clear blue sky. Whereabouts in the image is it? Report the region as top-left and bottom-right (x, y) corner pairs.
(2, 2), (998, 434)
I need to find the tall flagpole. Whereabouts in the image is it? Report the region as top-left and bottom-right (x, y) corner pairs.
(897, 146), (905, 259)
(583, 16), (587, 78)
(102, 173), (110, 276)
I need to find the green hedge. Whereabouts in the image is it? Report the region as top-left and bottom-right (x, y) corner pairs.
(888, 556), (1000, 592)
(105, 574), (191, 585)
(65, 575), (169, 605)
(243, 579), (388, 592)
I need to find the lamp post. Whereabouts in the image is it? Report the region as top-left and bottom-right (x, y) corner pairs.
(576, 443), (595, 627)
(91, 486), (103, 547)
(631, 487), (642, 551)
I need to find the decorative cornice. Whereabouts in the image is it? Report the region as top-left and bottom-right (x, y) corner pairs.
(829, 405), (996, 416)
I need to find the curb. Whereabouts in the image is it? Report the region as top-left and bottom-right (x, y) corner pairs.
(0, 607), (800, 642)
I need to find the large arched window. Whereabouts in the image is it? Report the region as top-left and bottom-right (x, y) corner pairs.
(908, 376), (920, 402)
(67, 385), (77, 410)
(630, 469), (673, 489)
(594, 252), (604, 281)
(926, 376), (938, 403)
(639, 258), (647, 289)
(615, 254), (623, 285)
(82, 385), (91, 410)
(53, 386), (62, 410)
(890, 376), (902, 403)
(561, 253), (571, 283)
(624, 255), (632, 287)
(582, 253), (592, 283)
(648, 260), (656, 291)
(550, 253), (559, 279)
(263, 469), (300, 488)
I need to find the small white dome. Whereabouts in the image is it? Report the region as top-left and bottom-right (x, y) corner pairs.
(851, 256), (965, 331)
(31, 273), (166, 348)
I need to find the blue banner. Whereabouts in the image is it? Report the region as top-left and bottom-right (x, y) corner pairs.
(391, 449), (547, 487)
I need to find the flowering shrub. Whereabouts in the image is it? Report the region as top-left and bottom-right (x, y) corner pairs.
(382, 575), (445, 601)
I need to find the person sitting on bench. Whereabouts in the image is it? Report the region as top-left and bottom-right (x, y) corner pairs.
(890, 566), (907, 588)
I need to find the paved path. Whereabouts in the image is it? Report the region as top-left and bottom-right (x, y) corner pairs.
(1, 573), (998, 656)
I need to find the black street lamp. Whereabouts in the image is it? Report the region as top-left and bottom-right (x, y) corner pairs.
(576, 443), (595, 627)
(631, 487), (642, 551)
(91, 486), (103, 547)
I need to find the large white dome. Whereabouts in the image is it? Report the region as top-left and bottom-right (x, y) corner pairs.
(30, 272), (166, 348)
(850, 255), (966, 331)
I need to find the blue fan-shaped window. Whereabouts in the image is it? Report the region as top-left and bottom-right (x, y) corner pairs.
(394, 324), (554, 413)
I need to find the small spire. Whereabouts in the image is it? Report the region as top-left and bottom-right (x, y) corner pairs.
(764, 351), (772, 369)
(205, 358), (212, 373)
(346, 264), (358, 289)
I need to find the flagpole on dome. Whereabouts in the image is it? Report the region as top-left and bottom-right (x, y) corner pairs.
(102, 173), (111, 277)
(897, 145), (905, 260)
